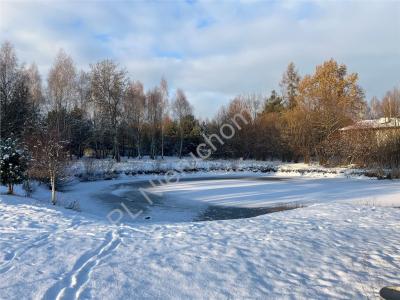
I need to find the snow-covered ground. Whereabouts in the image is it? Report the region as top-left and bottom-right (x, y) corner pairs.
(0, 163), (400, 299)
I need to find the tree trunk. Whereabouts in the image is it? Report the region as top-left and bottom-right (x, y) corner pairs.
(179, 128), (183, 159)
(50, 174), (56, 205)
(161, 124), (164, 159)
(304, 152), (310, 164)
(137, 142), (141, 159)
(113, 130), (120, 162)
(150, 131), (156, 159)
(7, 183), (13, 195)
(135, 132), (142, 159)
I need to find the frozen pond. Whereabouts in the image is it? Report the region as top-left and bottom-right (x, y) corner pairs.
(88, 173), (400, 224)
(93, 176), (296, 224)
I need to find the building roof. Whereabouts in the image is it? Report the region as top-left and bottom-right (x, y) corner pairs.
(340, 118), (400, 131)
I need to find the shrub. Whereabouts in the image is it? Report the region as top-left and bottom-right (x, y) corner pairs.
(0, 138), (28, 194)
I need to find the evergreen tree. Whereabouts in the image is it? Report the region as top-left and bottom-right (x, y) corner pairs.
(263, 90), (284, 113)
(0, 137), (27, 194)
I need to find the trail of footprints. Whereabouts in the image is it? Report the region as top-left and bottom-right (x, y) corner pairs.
(0, 220), (87, 275)
(0, 221), (120, 300)
(43, 230), (121, 300)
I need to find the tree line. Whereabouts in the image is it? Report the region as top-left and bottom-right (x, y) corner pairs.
(206, 62), (400, 171)
(1, 43), (200, 162)
(1, 40), (400, 199)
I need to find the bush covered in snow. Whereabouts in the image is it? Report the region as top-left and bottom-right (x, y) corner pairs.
(0, 138), (28, 194)
(69, 156), (363, 180)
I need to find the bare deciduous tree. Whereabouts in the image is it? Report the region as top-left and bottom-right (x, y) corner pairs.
(0, 41), (31, 138)
(76, 70), (91, 112)
(90, 60), (126, 161)
(280, 62), (300, 109)
(47, 49), (77, 144)
(146, 87), (163, 159)
(47, 49), (77, 112)
(381, 88), (400, 119)
(123, 80), (146, 158)
(172, 89), (192, 158)
(159, 77), (169, 159)
(25, 63), (44, 110)
(369, 96), (383, 119)
(28, 126), (68, 205)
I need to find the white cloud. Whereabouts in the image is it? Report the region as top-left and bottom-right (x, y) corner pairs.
(0, 0), (399, 118)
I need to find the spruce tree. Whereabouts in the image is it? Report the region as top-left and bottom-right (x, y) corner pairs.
(0, 138), (27, 194)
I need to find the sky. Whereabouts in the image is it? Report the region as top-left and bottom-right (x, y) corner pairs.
(0, 0), (399, 118)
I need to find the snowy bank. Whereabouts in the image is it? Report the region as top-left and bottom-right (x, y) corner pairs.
(11, 173), (400, 224)
(0, 191), (399, 299)
(70, 157), (369, 181)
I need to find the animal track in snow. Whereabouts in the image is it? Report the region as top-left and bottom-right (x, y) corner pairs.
(0, 232), (51, 274)
(43, 230), (121, 300)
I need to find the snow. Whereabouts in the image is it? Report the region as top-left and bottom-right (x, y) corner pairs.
(145, 175), (400, 208)
(341, 117), (400, 131)
(71, 156), (356, 179)
(20, 170), (400, 224)
(0, 167), (400, 299)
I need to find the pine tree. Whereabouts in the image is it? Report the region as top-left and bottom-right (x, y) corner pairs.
(0, 137), (27, 194)
(263, 90), (284, 113)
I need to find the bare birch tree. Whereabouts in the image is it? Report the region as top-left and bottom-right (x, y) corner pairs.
(123, 80), (146, 158)
(25, 63), (44, 110)
(172, 89), (192, 158)
(146, 87), (162, 159)
(47, 49), (77, 141)
(47, 49), (77, 112)
(28, 126), (68, 205)
(159, 77), (169, 159)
